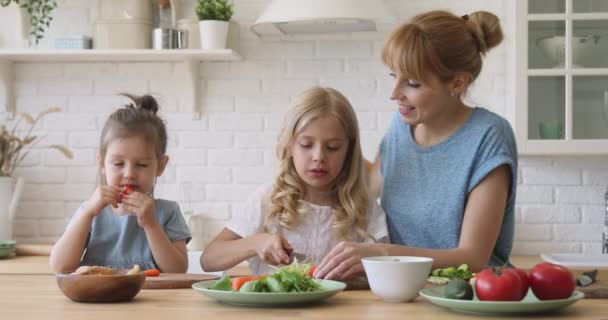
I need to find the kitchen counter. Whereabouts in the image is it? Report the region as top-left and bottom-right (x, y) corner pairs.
(0, 274), (606, 320)
(1, 254), (607, 319)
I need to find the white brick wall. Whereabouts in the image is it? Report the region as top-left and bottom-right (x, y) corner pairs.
(3, 0), (608, 257)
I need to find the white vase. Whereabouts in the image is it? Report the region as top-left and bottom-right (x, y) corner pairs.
(0, 177), (24, 241)
(199, 20), (229, 50)
(0, 3), (30, 49)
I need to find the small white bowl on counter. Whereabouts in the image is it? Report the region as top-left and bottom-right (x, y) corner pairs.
(362, 256), (433, 303)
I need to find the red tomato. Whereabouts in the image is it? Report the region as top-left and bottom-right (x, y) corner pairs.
(118, 185), (134, 204)
(511, 268), (530, 300)
(123, 184), (134, 194)
(529, 262), (575, 300)
(474, 267), (523, 301)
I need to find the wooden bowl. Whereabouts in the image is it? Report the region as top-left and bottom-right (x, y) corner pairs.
(56, 269), (145, 303)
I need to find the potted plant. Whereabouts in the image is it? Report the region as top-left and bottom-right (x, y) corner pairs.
(195, 0), (233, 50)
(0, 107), (73, 240)
(0, 0), (58, 45)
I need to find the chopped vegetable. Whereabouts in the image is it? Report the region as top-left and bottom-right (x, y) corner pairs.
(232, 276), (266, 291)
(143, 269), (160, 277)
(308, 266), (317, 278)
(445, 279), (474, 300)
(209, 258), (321, 293)
(269, 260), (320, 292)
(576, 269), (598, 287)
(427, 264), (474, 284)
(210, 274), (233, 291)
(427, 276), (450, 285)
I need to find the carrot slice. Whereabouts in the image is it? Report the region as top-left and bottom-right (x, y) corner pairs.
(231, 275), (266, 291)
(308, 266), (317, 278)
(144, 269), (160, 277)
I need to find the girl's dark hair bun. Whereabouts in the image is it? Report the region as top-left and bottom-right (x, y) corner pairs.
(139, 95), (159, 114)
(120, 93), (159, 114)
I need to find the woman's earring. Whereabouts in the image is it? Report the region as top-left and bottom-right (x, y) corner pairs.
(450, 91), (456, 97)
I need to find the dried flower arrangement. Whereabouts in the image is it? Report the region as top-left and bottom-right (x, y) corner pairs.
(0, 107), (73, 177)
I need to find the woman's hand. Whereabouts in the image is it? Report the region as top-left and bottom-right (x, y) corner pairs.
(121, 192), (158, 229)
(252, 233), (292, 266)
(315, 241), (385, 280)
(86, 185), (121, 216)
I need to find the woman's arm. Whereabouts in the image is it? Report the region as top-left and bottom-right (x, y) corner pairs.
(314, 165), (511, 279)
(201, 227), (292, 272)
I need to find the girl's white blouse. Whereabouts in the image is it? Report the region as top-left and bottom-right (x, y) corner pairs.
(227, 183), (389, 275)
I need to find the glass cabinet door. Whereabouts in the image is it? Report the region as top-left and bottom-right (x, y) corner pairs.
(521, 0), (608, 151)
(573, 76), (608, 139)
(572, 20), (608, 69)
(529, 76), (565, 140)
(573, 0), (608, 12)
(529, 0), (565, 13)
(529, 20), (565, 69)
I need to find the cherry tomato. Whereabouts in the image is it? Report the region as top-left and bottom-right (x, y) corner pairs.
(118, 185), (134, 204)
(123, 184), (134, 194)
(474, 267), (523, 301)
(529, 262), (575, 300)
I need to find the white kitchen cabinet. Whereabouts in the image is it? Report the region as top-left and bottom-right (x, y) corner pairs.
(0, 49), (242, 119)
(514, 0), (608, 154)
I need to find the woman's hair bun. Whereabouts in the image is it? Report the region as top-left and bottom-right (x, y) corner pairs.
(468, 11), (503, 54)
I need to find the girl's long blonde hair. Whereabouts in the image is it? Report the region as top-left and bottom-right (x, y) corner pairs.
(266, 87), (371, 242)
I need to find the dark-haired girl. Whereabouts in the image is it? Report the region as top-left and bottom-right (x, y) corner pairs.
(51, 94), (190, 273)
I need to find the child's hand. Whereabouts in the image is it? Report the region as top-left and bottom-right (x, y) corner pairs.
(86, 185), (121, 216)
(120, 191), (157, 229)
(253, 233), (293, 266)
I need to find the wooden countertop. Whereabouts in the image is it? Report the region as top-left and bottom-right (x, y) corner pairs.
(0, 274), (607, 320)
(1, 254), (607, 319)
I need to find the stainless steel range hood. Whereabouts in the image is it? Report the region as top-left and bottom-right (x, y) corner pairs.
(251, 0), (395, 37)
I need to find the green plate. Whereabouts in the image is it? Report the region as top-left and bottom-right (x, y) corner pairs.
(419, 286), (583, 315)
(192, 279), (346, 307)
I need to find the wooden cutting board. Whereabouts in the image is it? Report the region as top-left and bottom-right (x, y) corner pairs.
(578, 281), (608, 299)
(143, 273), (220, 289)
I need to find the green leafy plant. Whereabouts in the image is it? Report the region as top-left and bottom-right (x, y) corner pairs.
(195, 0), (233, 21)
(0, 107), (73, 177)
(0, 0), (58, 44)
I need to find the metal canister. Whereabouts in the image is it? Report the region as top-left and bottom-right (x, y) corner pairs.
(153, 28), (173, 49)
(173, 29), (188, 49)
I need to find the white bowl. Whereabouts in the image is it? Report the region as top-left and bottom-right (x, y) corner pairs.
(536, 35), (600, 68)
(362, 256), (433, 303)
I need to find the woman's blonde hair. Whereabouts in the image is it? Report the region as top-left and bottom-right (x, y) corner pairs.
(382, 10), (503, 84)
(266, 87), (371, 242)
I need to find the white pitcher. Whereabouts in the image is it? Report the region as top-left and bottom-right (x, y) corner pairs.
(0, 177), (25, 241)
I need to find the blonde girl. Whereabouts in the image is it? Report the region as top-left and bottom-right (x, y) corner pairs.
(201, 87), (388, 277)
(50, 94), (191, 273)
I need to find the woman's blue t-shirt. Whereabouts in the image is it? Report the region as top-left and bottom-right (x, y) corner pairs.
(380, 107), (518, 266)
